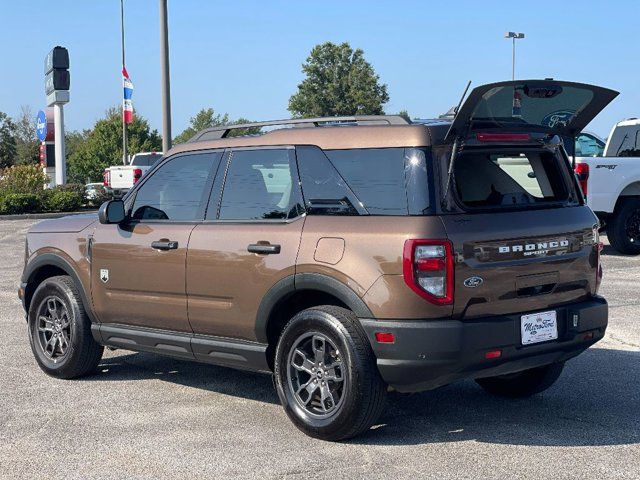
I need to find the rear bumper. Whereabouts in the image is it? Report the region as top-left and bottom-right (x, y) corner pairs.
(360, 296), (608, 392)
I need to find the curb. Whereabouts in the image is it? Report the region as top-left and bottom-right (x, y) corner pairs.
(0, 210), (98, 221)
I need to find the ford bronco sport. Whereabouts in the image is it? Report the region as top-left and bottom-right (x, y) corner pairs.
(20, 80), (613, 441)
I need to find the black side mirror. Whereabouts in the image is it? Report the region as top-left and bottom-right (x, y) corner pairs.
(98, 200), (126, 224)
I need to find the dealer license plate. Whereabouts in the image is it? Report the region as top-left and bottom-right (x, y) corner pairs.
(521, 310), (558, 345)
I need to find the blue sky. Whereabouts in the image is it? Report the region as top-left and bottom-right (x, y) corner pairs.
(1, 0), (638, 138)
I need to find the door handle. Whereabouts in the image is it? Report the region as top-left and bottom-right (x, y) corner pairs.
(248, 243), (281, 254)
(151, 239), (179, 250)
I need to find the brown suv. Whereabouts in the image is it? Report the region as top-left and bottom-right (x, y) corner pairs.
(20, 80), (614, 441)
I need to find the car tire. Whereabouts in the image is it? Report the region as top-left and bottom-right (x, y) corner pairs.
(28, 275), (104, 379)
(274, 305), (387, 441)
(475, 362), (564, 398)
(607, 198), (640, 255)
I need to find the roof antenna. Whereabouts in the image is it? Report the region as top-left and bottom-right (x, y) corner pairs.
(442, 81), (471, 209)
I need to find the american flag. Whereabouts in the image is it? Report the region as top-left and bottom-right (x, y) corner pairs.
(122, 67), (134, 124)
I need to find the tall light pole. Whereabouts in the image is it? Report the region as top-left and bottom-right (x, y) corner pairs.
(120, 0), (128, 165)
(504, 31), (525, 80)
(159, 0), (172, 153)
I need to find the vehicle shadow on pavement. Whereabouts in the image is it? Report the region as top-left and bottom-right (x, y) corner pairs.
(601, 244), (637, 257)
(93, 351), (280, 405)
(91, 347), (639, 447)
(353, 347), (640, 447)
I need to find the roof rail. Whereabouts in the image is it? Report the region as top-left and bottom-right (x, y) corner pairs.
(188, 115), (410, 142)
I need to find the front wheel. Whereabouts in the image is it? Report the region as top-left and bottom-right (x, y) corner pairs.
(475, 362), (564, 398)
(274, 306), (386, 441)
(28, 275), (104, 379)
(607, 198), (640, 255)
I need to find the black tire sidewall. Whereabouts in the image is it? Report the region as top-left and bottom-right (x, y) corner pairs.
(28, 278), (84, 376)
(274, 309), (366, 436)
(609, 199), (640, 255)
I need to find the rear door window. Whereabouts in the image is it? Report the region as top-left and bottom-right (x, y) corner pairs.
(454, 150), (569, 209)
(216, 149), (304, 220)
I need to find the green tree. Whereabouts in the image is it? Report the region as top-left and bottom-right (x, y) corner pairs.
(65, 129), (91, 159)
(174, 108), (260, 144)
(67, 107), (161, 183)
(397, 110), (411, 123)
(288, 42), (389, 118)
(13, 106), (39, 165)
(0, 112), (17, 168)
(173, 108), (230, 144)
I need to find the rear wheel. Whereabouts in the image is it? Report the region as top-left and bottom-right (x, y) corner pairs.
(607, 198), (640, 255)
(475, 362), (564, 398)
(28, 275), (103, 379)
(274, 306), (386, 441)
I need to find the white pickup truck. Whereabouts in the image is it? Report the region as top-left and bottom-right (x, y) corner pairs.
(103, 152), (163, 197)
(575, 118), (640, 254)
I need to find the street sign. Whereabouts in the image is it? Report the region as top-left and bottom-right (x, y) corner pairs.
(45, 69), (70, 95)
(43, 46), (70, 186)
(36, 110), (47, 141)
(44, 46), (69, 75)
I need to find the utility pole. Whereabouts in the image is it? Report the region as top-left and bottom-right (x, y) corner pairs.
(159, 0), (172, 153)
(120, 0), (128, 165)
(504, 31), (525, 80)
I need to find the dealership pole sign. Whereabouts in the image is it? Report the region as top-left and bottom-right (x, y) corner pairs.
(44, 46), (70, 186)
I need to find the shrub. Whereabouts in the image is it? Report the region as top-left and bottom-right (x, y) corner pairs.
(42, 189), (84, 212)
(0, 164), (49, 195)
(0, 193), (41, 215)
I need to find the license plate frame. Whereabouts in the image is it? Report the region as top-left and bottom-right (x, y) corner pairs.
(520, 310), (558, 345)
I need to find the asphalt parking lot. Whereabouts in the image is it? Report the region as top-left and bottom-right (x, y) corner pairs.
(1, 219), (638, 479)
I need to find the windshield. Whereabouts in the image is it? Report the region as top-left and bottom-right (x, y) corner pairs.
(469, 84), (594, 131)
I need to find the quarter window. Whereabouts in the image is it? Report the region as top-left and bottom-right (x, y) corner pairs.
(131, 152), (220, 221)
(218, 149), (303, 220)
(325, 148), (408, 215)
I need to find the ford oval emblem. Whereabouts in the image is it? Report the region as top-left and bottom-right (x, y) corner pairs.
(463, 276), (483, 288)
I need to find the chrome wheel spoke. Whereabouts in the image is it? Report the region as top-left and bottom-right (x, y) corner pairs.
(287, 332), (346, 418)
(325, 367), (343, 383)
(36, 296), (71, 360)
(312, 335), (326, 365)
(46, 299), (58, 319)
(296, 378), (318, 405)
(319, 383), (336, 412)
(291, 349), (315, 375)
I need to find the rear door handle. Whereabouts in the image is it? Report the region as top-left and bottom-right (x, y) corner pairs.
(248, 243), (281, 254)
(151, 239), (179, 250)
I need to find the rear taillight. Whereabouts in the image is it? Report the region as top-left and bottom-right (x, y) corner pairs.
(476, 132), (531, 142)
(103, 169), (110, 187)
(403, 239), (454, 305)
(574, 163), (589, 197)
(133, 168), (143, 183)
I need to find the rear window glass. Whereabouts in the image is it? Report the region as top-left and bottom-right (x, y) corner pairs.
(606, 125), (640, 157)
(454, 150), (569, 209)
(470, 84), (593, 130)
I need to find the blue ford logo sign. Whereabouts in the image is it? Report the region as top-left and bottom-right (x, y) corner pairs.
(542, 110), (575, 129)
(463, 276), (483, 288)
(36, 110), (47, 142)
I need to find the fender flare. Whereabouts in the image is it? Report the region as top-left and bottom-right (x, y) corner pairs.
(254, 272), (373, 343)
(23, 253), (96, 324)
